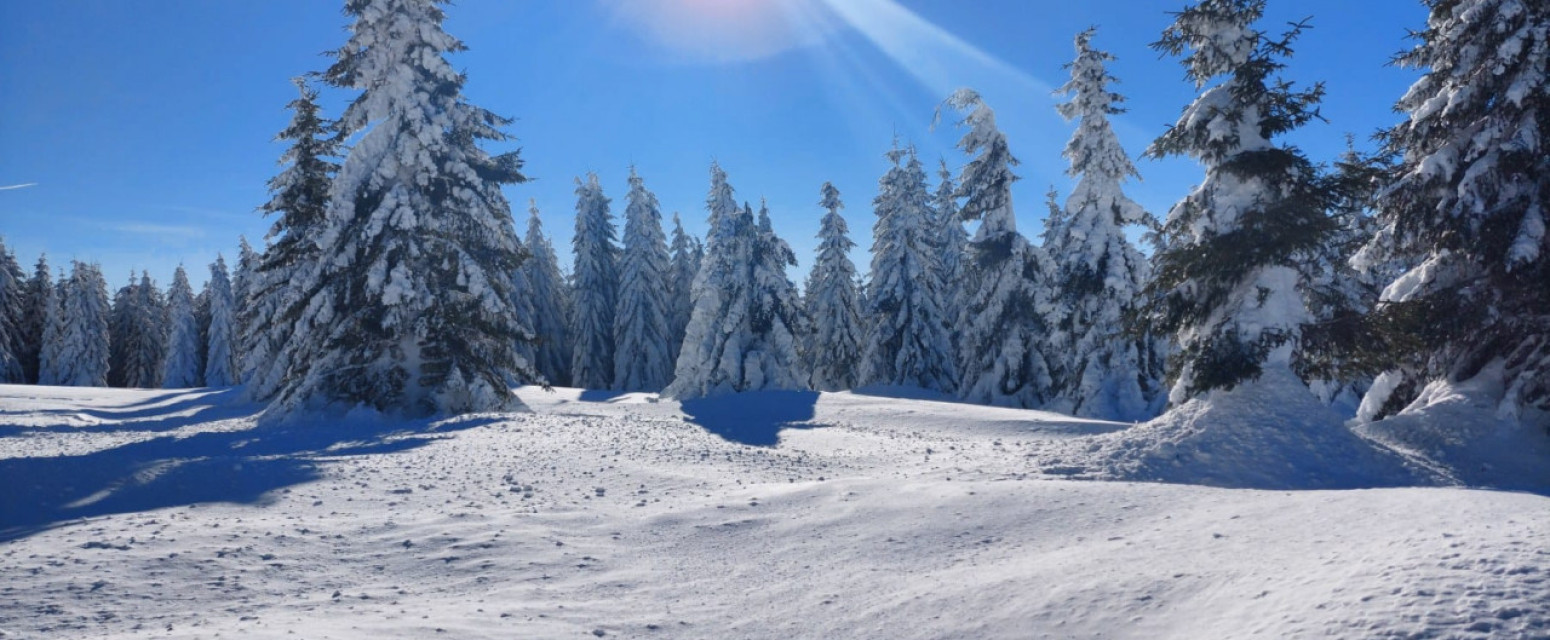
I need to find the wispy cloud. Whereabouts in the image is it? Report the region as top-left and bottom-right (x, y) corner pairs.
(0, 183), (38, 191)
(109, 223), (208, 239)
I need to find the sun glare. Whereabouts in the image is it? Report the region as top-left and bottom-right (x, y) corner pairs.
(602, 0), (841, 64)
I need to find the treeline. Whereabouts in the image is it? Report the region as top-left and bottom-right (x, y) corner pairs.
(0, 0), (1543, 427)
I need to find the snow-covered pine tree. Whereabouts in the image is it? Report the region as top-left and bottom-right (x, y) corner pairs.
(109, 274), (139, 388)
(41, 261), (110, 387)
(274, 0), (537, 416)
(244, 76), (340, 401)
(1356, 0), (1550, 421)
(666, 212), (702, 369)
(231, 236), (258, 382)
(613, 168), (675, 391)
(1138, 0), (1334, 406)
(931, 159), (968, 321)
(520, 199), (573, 387)
(860, 143), (958, 393)
(0, 239), (25, 383)
(941, 89), (1056, 408)
(570, 173), (619, 390)
(1048, 28), (1164, 421)
(162, 265), (203, 388)
(666, 165), (807, 398)
(204, 256), (238, 387)
(109, 272), (166, 388)
(804, 182), (865, 391)
(19, 255), (51, 383)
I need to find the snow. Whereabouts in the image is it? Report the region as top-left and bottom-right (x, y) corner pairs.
(3, 383), (1546, 639)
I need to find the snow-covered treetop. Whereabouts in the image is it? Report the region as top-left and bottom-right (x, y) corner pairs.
(938, 89), (1020, 239)
(1056, 28), (1147, 227)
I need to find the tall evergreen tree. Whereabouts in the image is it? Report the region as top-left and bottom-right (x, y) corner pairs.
(204, 256), (238, 387)
(231, 236), (258, 382)
(666, 212), (703, 370)
(931, 159), (969, 320)
(109, 273), (139, 388)
(40, 262), (110, 387)
(1049, 28), (1164, 421)
(520, 199), (573, 387)
(860, 143), (958, 392)
(245, 77), (341, 401)
(0, 239), (24, 383)
(613, 168), (675, 391)
(752, 199), (809, 386)
(804, 182), (865, 391)
(19, 255), (51, 383)
(1357, 0), (1550, 420)
(1138, 0), (1333, 406)
(275, 0), (537, 416)
(163, 265), (203, 388)
(109, 272), (166, 388)
(666, 164), (806, 398)
(942, 90), (1056, 408)
(570, 173), (619, 390)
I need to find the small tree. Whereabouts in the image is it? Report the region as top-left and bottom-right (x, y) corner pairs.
(204, 256), (238, 387)
(804, 183), (865, 391)
(613, 168), (675, 391)
(0, 240), (24, 383)
(163, 265), (203, 388)
(19, 255), (51, 383)
(520, 200), (574, 387)
(570, 173), (620, 390)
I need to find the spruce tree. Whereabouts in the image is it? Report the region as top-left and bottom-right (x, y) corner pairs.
(666, 164), (806, 398)
(1138, 0), (1333, 406)
(231, 236), (258, 382)
(19, 255), (51, 383)
(932, 159), (968, 322)
(204, 256), (238, 387)
(109, 274), (139, 388)
(163, 265), (203, 388)
(570, 173), (619, 390)
(520, 200), (573, 387)
(613, 168), (675, 391)
(804, 182), (865, 391)
(0, 240), (24, 383)
(1049, 28), (1164, 420)
(667, 212), (703, 371)
(1358, 0), (1550, 420)
(41, 262), (110, 387)
(109, 273), (166, 389)
(245, 77), (340, 401)
(276, 0), (537, 416)
(860, 143), (958, 392)
(941, 89), (1056, 408)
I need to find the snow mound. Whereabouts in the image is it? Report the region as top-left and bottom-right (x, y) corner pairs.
(1044, 368), (1433, 489)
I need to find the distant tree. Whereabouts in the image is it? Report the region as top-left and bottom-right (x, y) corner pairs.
(931, 159), (968, 328)
(204, 256), (238, 387)
(274, 0), (537, 416)
(520, 199), (574, 387)
(1137, 0), (1334, 406)
(109, 273), (139, 387)
(245, 77), (340, 401)
(231, 236), (258, 382)
(41, 261), (110, 387)
(941, 89), (1056, 408)
(804, 182), (865, 391)
(666, 212), (703, 369)
(19, 255), (51, 383)
(1355, 0), (1550, 421)
(1048, 28), (1163, 420)
(109, 272), (166, 388)
(612, 168), (675, 391)
(162, 265), (203, 388)
(0, 239), (24, 383)
(860, 142), (958, 392)
(570, 173), (620, 390)
(751, 199), (809, 386)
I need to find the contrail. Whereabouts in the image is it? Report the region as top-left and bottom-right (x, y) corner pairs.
(0, 183), (38, 191)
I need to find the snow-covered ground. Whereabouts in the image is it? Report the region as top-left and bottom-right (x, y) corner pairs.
(1, 383), (1546, 639)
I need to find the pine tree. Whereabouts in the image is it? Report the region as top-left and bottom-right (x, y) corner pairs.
(275, 0), (537, 416)
(860, 143), (958, 392)
(0, 239), (25, 383)
(19, 255), (51, 383)
(109, 272), (166, 389)
(109, 274), (139, 388)
(1357, 0), (1550, 420)
(804, 182), (865, 391)
(245, 77), (340, 401)
(204, 256), (238, 387)
(666, 164), (806, 398)
(163, 265), (203, 388)
(520, 199), (573, 387)
(570, 173), (619, 390)
(667, 212), (702, 370)
(1048, 28), (1164, 420)
(1138, 0), (1334, 406)
(613, 168), (675, 391)
(941, 89), (1056, 408)
(931, 159), (968, 320)
(41, 262), (110, 387)
(230, 236), (258, 382)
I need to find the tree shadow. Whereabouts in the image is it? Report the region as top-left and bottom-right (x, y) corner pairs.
(578, 389), (634, 402)
(0, 407), (502, 543)
(0, 388), (256, 437)
(680, 390), (822, 447)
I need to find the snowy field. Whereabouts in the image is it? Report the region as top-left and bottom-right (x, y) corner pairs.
(1, 384), (1547, 639)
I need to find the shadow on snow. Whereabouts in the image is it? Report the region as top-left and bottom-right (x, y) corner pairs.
(0, 391), (501, 543)
(680, 390), (822, 447)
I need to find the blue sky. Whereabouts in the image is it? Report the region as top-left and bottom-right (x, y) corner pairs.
(0, 0), (1423, 288)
